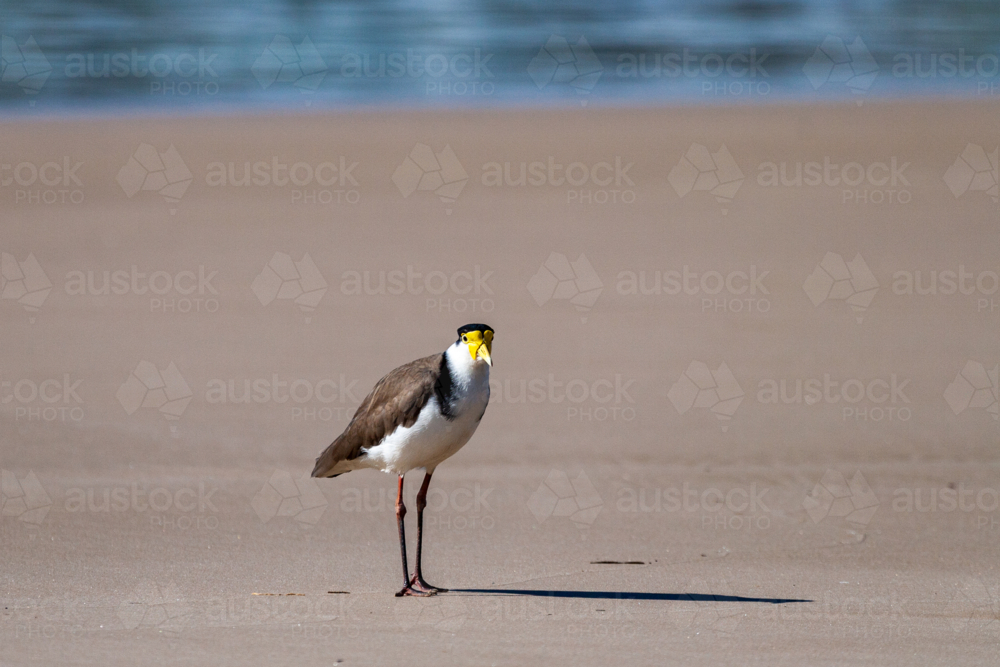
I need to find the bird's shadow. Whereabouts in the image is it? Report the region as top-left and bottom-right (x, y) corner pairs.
(452, 589), (810, 604)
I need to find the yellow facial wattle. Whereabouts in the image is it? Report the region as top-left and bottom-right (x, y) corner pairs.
(462, 329), (493, 366)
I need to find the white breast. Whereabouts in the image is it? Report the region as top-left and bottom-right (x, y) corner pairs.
(362, 392), (484, 474)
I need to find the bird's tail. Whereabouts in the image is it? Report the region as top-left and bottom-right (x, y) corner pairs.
(311, 455), (343, 478)
(311, 435), (351, 478)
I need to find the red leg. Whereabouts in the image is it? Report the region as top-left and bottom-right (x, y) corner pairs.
(395, 474), (434, 597)
(410, 471), (447, 593)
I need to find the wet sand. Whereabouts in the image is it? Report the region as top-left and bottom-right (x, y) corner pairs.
(1, 100), (998, 665)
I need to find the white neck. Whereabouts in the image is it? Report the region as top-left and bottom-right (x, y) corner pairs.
(445, 341), (490, 388)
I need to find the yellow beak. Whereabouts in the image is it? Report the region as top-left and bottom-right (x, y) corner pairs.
(465, 331), (493, 367)
(476, 342), (493, 367)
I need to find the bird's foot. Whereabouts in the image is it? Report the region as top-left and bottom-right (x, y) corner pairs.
(409, 573), (448, 594)
(395, 583), (437, 597)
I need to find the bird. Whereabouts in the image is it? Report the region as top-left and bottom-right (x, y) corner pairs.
(312, 323), (494, 597)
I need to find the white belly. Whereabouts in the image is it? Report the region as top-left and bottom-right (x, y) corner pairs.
(361, 394), (486, 475)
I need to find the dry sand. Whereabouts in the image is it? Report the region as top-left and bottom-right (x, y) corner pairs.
(1, 100), (998, 665)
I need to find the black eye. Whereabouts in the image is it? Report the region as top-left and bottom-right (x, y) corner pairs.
(462, 335), (468, 342)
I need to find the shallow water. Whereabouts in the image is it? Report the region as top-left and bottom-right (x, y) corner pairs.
(2, 1), (1000, 111)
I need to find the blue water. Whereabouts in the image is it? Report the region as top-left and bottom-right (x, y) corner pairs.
(2, 0), (1000, 112)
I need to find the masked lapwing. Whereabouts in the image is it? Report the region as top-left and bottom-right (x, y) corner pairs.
(312, 324), (494, 596)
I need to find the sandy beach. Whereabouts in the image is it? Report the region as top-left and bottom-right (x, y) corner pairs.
(1, 100), (998, 665)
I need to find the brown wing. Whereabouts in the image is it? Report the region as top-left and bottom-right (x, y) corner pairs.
(311, 353), (442, 477)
